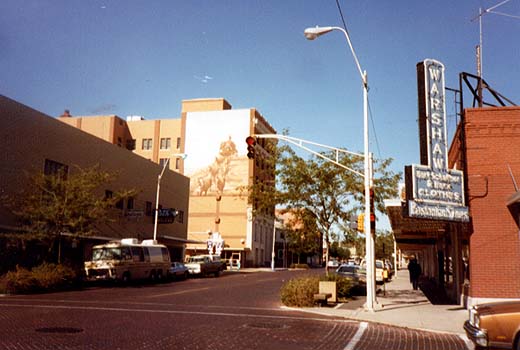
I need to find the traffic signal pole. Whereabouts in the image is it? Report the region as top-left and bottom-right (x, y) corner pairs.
(250, 133), (376, 310)
(253, 134), (366, 177)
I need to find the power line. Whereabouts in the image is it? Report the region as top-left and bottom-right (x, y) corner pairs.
(335, 0), (382, 160)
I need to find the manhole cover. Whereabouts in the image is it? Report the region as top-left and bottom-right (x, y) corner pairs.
(244, 322), (288, 330)
(36, 327), (83, 334)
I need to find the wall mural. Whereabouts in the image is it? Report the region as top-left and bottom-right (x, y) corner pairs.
(184, 110), (250, 196)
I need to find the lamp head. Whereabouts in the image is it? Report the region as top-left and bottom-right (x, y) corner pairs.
(304, 26), (334, 40)
(173, 153), (188, 160)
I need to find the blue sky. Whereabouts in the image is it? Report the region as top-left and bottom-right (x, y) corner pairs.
(1, 0), (519, 221)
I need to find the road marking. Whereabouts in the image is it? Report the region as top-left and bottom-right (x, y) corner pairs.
(0, 303), (358, 324)
(5, 297), (284, 312)
(145, 287), (210, 298)
(344, 321), (368, 350)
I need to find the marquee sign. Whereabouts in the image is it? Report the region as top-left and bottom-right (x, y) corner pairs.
(404, 59), (469, 222)
(207, 231), (224, 256)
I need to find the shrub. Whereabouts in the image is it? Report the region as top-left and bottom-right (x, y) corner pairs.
(4, 263), (78, 294)
(280, 275), (319, 307)
(289, 263), (310, 269)
(320, 274), (353, 299)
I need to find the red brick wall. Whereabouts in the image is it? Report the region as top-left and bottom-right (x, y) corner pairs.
(465, 106), (520, 298)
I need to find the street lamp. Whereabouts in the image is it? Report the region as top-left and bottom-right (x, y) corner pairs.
(304, 25), (376, 311)
(153, 153), (187, 242)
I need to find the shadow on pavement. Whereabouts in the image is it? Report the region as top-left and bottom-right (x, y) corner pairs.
(419, 277), (457, 305)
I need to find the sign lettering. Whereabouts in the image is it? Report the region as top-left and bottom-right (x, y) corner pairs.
(404, 59), (469, 222)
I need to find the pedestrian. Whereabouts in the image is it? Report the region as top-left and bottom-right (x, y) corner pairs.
(408, 256), (422, 290)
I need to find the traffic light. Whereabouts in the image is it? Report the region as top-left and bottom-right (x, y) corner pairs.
(357, 213), (365, 233)
(370, 188), (376, 231)
(245, 136), (256, 159)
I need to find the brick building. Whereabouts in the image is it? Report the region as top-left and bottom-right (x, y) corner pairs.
(0, 95), (190, 264)
(387, 105), (520, 306)
(58, 98), (277, 267)
(452, 106), (520, 305)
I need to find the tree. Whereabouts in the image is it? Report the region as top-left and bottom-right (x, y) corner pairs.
(280, 208), (321, 265)
(375, 230), (395, 261)
(245, 134), (401, 270)
(329, 241), (350, 261)
(9, 165), (136, 264)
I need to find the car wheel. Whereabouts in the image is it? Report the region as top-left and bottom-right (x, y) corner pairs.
(149, 270), (156, 282)
(514, 333), (520, 350)
(156, 271), (163, 282)
(183, 272), (188, 280)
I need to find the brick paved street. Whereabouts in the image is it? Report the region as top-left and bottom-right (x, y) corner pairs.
(0, 269), (470, 350)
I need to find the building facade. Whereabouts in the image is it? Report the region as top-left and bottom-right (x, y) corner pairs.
(386, 105), (520, 307)
(58, 98), (277, 267)
(0, 95), (190, 264)
(451, 106), (520, 305)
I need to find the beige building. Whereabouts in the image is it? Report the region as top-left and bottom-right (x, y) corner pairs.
(58, 98), (276, 267)
(0, 95), (190, 263)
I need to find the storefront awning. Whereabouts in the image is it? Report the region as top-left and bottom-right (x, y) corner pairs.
(161, 235), (203, 244)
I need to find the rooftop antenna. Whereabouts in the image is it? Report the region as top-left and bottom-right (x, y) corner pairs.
(471, 0), (520, 106)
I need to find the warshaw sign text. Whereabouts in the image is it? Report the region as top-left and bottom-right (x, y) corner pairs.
(404, 59), (469, 222)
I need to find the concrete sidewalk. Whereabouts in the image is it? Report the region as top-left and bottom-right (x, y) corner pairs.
(299, 269), (469, 336)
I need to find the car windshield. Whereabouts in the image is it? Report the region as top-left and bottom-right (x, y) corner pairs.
(92, 248), (122, 261)
(338, 266), (357, 273)
(187, 257), (205, 263)
(376, 261), (384, 268)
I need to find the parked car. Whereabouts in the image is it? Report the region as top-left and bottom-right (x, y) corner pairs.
(360, 259), (386, 283)
(185, 255), (225, 277)
(327, 258), (340, 269)
(169, 262), (189, 280)
(336, 264), (366, 287)
(464, 300), (520, 349)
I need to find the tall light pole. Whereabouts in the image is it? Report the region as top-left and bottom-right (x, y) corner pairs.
(153, 153), (187, 242)
(304, 25), (376, 311)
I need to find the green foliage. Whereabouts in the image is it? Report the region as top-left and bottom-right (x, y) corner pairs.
(3, 263), (79, 294)
(282, 209), (321, 264)
(289, 263), (310, 269)
(329, 241), (351, 260)
(280, 274), (357, 307)
(8, 165), (136, 263)
(243, 131), (401, 266)
(375, 230), (395, 261)
(280, 275), (319, 307)
(320, 274), (353, 298)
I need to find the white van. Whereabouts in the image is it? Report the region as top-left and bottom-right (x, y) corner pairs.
(84, 238), (171, 282)
(359, 259), (386, 283)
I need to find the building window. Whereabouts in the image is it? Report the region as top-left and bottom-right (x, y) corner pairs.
(160, 138), (171, 150)
(126, 139), (136, 151)
(115, 198), (124, 210)
(127, 197), (134, 210)
(175, 158), (180, 170)
(159, 158), (169, 168)
(176, 210), (184, 223)
(105, 190), (113, 200)
(44, 159), (68, 179)
(145, 201), (152, 216)
(117, 137), (122, 147)
(176, 137), (181, 149)
(142, 138), (152, 150)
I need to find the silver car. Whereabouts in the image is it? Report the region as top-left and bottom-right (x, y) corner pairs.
(336, 264), (367, 287)
(169, 262), (189, 280)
